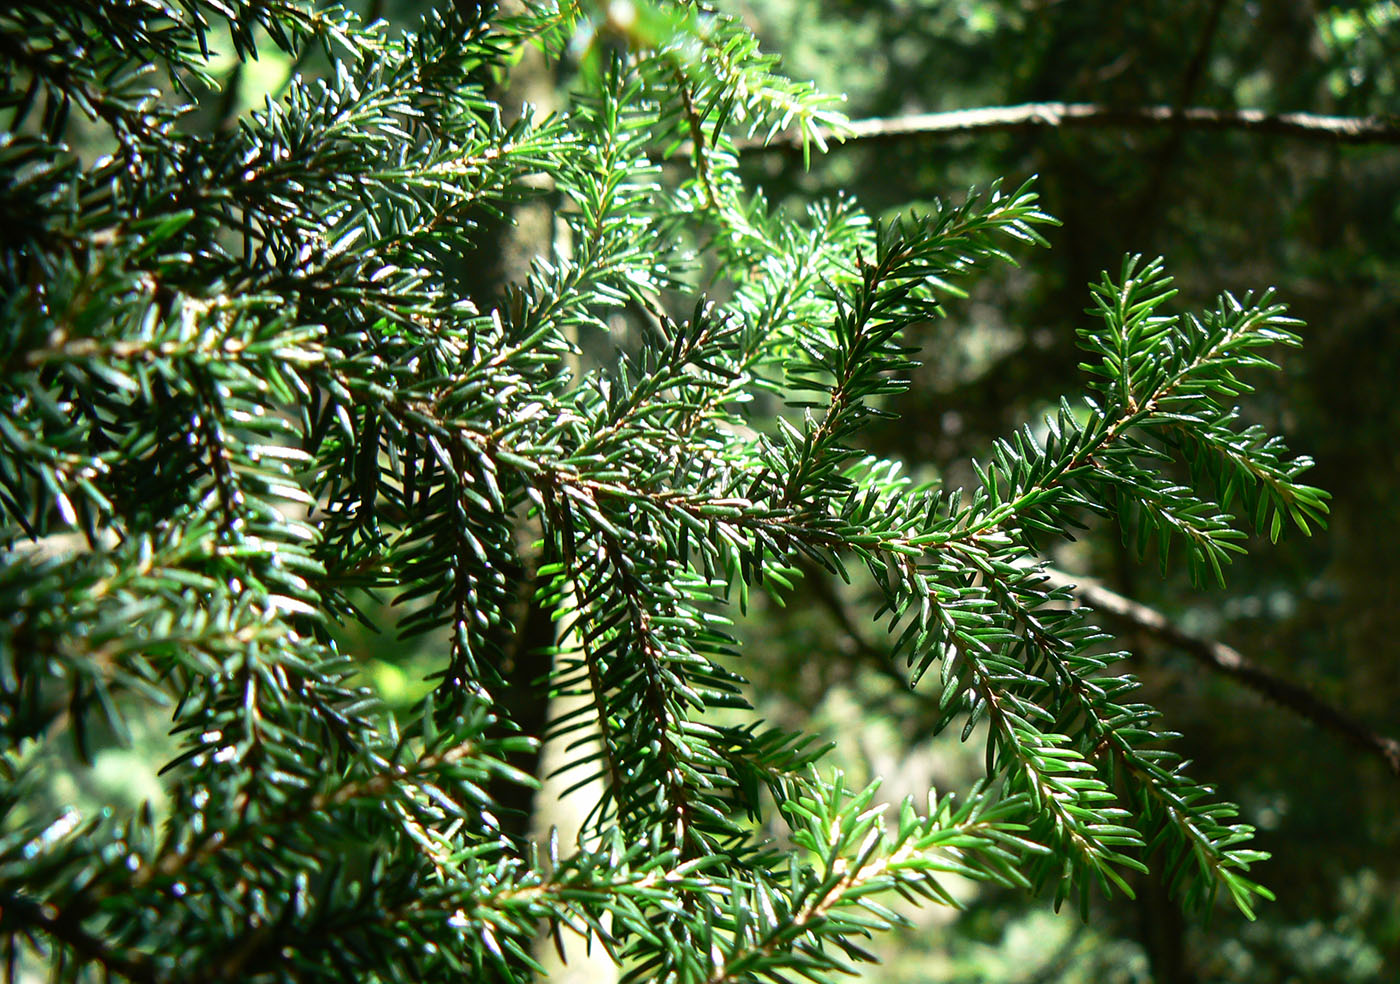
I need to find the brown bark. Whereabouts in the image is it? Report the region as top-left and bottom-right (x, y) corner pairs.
(743, 103), (1400, 154)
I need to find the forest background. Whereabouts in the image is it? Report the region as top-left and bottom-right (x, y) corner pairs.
(28, 1), (1400, 983)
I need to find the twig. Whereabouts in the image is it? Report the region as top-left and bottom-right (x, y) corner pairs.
(799, 557), (1400, 778)
(1133, 0), (1231, 229)
(796, 559), (910, 692)
(1173, 1), (1231, 114)
(676, 71), (718, 209)
(1040, 567), (1400, 778)
(741, 103), (1400, 153)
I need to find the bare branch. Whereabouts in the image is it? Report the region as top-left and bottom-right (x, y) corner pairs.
(1041, 568), (1400, 778)
(1134, 0), (1230, 228)
(742, 103), (1400, 154)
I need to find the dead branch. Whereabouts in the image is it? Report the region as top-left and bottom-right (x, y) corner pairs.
(1041, 567), (1400, 778)
(743, 103), (1400, 153)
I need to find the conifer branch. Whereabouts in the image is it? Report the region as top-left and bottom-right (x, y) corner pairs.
(676, 70), (718, 210)
(566, 573), (630, 813)
(1, 1), (1339, 978)
(979, 570), (1271, 912)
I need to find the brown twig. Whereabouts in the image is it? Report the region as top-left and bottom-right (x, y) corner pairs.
(741, 103), (1400, 153)
(676, 71), (718, 209)
(1040, 567), (1400, 778)
(797, 555), (1400, 778)
(1133, 0), (1231, 236)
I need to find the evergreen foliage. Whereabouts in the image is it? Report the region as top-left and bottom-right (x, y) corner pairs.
(0, 2), (1328, 981)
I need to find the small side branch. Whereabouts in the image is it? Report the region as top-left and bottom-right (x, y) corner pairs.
(743, 103), (1400, 153)
(1041, 568), (1400, 778)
